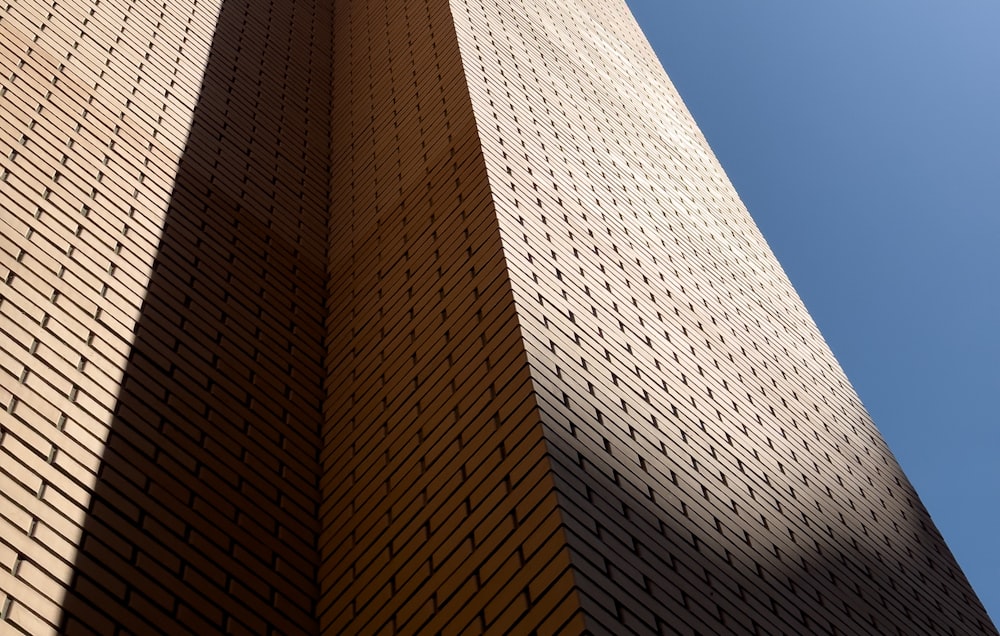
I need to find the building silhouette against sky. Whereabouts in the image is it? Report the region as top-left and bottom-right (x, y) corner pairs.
(0, 0), (994, 633)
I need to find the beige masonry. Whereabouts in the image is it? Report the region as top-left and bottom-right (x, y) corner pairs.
(1, 0), (225, 628)
(1, 0), (995, 634)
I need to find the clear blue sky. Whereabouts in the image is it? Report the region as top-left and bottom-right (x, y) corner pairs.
(626, 0), (1000, 622)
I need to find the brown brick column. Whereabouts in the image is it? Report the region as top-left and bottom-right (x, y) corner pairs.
(320, 0), (584, 633)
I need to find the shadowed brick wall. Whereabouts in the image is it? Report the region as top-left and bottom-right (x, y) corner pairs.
(320, 0), (584, 632)
(1, 0), (331, 630)
(451, 0), (996, 633)
(1, 0), (995, 633)
(1, 0), (225, 627)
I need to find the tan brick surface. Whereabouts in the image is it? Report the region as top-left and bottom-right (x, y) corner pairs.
(2, 0), (994, 634)
(1, 0), (331, 629)
(451, 0), (995, 633)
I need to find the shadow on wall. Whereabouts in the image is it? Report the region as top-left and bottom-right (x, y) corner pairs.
(535, 398), (997, 636)
(58, 0), (332, 631)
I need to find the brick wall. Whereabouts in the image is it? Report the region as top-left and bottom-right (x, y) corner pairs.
(452, 0), (996, 633)
(1, 0), (995, 633)
(320, 0), (583, 632)
(1, 0), (331, 630)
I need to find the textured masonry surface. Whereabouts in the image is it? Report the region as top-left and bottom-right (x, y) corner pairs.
(0, 0), (994, 634)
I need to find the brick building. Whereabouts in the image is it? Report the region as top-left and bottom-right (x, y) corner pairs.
(0, 0), (994, 633)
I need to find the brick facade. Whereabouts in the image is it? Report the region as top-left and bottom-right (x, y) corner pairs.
(1, 0), (993, 633)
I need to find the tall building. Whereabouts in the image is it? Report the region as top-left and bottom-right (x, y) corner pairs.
(0, 0), (993, 633)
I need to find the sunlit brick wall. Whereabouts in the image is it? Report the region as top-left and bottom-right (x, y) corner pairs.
(3, 0), (994, 633)
(451, 0), (996, 633)
(1, 0), (331, 630)
(0, 0), (224, 628)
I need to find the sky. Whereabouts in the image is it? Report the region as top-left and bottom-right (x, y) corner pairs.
(625, 0), (1000, 623)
